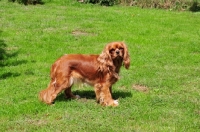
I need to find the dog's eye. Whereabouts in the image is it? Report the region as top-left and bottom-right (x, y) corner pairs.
(119, 48), (124, 51)
(110, 49), (115, 53)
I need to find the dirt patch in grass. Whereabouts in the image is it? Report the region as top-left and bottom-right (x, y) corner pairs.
(132, 84), (149, 93)
(72, 30), (96, 36)
(195, 110), (200, 115)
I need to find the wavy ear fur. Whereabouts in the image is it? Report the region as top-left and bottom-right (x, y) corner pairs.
(121, 42), (130, 69)
(97, 45), (114, 72)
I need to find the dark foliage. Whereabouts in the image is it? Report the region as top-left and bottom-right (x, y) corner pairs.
(83, 0), (115, 6)
(83, 0), (200, 11)
(189, 1), (200, 11)
(128, 0), (200, 11)
(8, 0), (44, 5)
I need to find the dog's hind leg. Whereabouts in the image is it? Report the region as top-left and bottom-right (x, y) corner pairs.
(39, 76), (74, 104)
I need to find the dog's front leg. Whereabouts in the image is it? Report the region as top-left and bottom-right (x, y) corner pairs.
(98, 84), (118, 106)
(64, 87), (80, 99)
(109, 86), (112, 94)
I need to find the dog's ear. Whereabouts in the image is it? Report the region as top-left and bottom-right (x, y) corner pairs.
(121, 42), (130, 69)
(97, 44), (114, 72)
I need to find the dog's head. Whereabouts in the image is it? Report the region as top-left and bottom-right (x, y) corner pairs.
(98, 42), (130, 70)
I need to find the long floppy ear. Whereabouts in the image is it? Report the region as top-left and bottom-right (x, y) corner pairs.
(121, 42), (130, 69)
(97, 44), (114, 72)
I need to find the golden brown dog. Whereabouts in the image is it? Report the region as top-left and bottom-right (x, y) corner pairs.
(39, 42), (130, 106)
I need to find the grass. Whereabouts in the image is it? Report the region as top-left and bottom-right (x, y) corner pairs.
(0, 0), (200, 131)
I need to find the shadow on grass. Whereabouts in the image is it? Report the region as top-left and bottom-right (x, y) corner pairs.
(56, 89), (132, 103)
(0, 31), (27, 79)
(0, 72), (21, 79)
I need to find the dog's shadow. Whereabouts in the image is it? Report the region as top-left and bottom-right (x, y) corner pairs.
(56, 89), (132, 103)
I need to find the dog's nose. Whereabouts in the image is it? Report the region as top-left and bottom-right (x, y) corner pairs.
(116, 50), (120, 54)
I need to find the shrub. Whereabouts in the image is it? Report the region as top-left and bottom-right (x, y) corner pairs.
(120, 0), (200, 11)
(82, 0), (200, 11)
(189, 1), (200, 11)
(8, 0), (44, 5)
(84, 0), (115, 6)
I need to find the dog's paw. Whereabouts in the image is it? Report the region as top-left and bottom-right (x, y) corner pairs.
(75, 95), (81, 99)
(113, 100), (119, 106)
(99, 99), (119, 107)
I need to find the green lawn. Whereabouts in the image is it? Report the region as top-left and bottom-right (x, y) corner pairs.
(0, 0), (200, 131)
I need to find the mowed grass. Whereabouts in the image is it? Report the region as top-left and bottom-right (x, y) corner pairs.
(0, 0), (200, 131)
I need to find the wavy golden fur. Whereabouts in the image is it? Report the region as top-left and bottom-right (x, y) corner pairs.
(39, 42), (130, 106)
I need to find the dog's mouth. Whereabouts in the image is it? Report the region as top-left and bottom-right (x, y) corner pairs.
(112, 54), (123, 60)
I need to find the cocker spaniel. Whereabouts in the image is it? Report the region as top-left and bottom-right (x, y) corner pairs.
(39, 42), (130, 106)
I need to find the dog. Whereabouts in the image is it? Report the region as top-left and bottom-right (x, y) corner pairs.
(39, 42), (130, 106)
